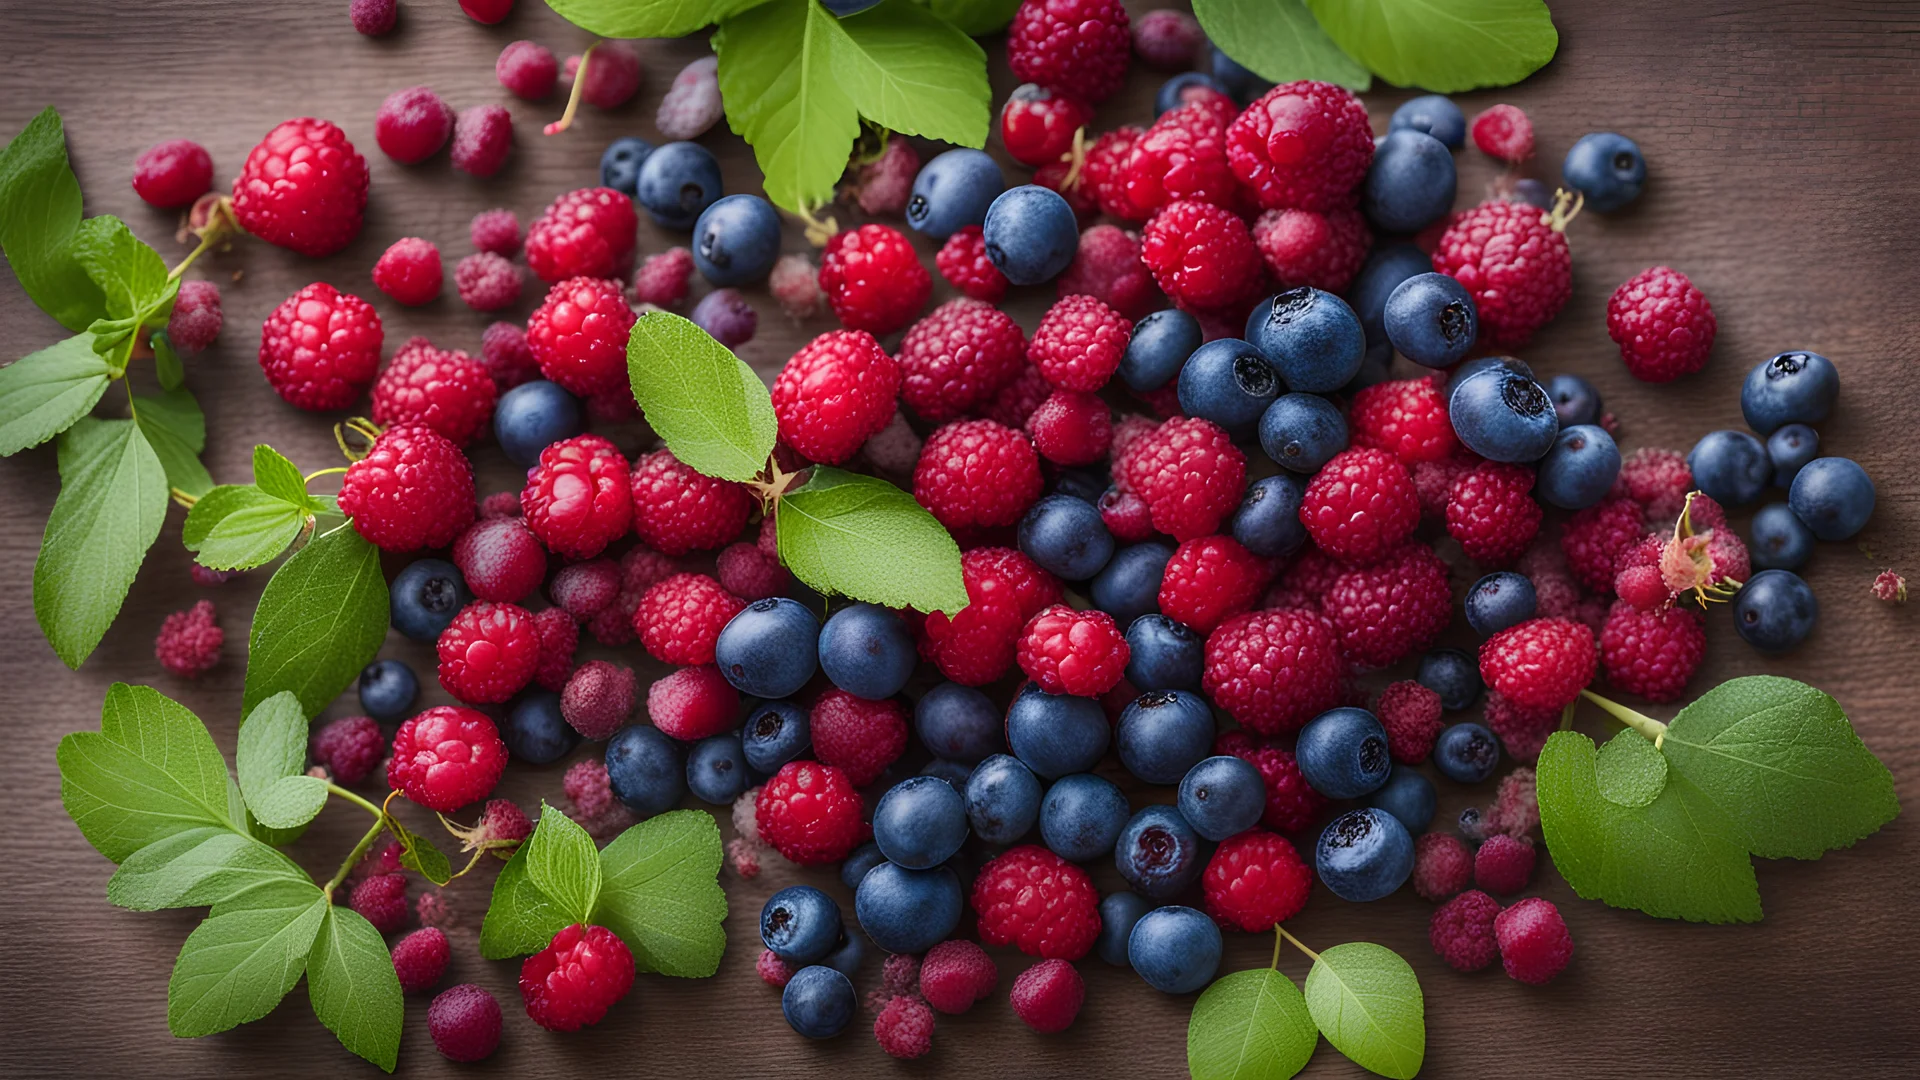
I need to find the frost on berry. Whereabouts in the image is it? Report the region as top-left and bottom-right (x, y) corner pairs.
(657, 55), (722, 140)
(497, 40), (558, 100)
(451, 105), (513, 178)
(1471, 104), (1534, 164)
(455, 252), (523, 312)
(769, 253), (826, 319)
(632, 247), (696, 309)
(165, 279), (223, 352)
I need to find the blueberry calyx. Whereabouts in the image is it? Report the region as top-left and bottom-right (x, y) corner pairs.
(1502, 375), (1553, 417)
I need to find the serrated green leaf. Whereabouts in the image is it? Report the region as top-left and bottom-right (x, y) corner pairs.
(1196, 0), (1371, 90)
(525, 803), (603, 924)
(71, 214), (174, 322)
(387, 814), (453, 887)
(58, 684), (239, 863)
(715, 0), (865, 213)
(243, 525), (389, 718)
(182, 486), (308, 571)
(308, 906), (402, 1073)
(593, 809), (727, 977)
(479, 842), (575, 960)
(0, 107), (105, 331)
(133, 388), (212, 498)
(153, 331), (185, 391)
(107, 827), (306, 911)
(0, 334), (111, 457)
(1188, 967), (1319, 1080)
(234, 692), (328, 830)
(1595, 727), (1666, 808)
(626, 311), (777, 482)
(837, 0), (990, 147)
(1302, 943), (1424, 1080)
(1304, 0), (1557, 92)
(777, 466), (967, 613)
(545, 0), (773, 38)
(167, 879), (327, 1038)
(916, 0), (1020, 36)
(248, 444), (310, 506)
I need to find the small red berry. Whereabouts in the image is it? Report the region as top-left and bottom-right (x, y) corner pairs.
(521, 434), (633, 560)
(231, 118), (368, 257)
(632, 247), (695, 308)
(1029, 293), (1133, 392)
(1432, 199), (1572, 348)
(454, 252), (524, 313)
(155, 600), (223, 678)
(438, 602), (541, 705)
(1056, 223), (1155, 320)
(311, 715), (384, 785)
(371, 336), (497, 446)
(873, 992), (936, 1057)
(525, 187), (638, 283)
(637, 573), (744, 667)
(496, 40), (557, 99)
(429, 984), (502, 1062)
(630, 450), (753, 556)
(1131, 9), (1204, 70)
(1202, 609), (1345, 735)
(1202, 829), (1313, 932)
(350, 0), (398, 37)
(132, 139), (213, 209)
(771, 330), (901, 465)
(1479, 617), (1598, 713)
(165, 279), (223, 353)
(258, 282), (382, 411)
(811, 689), (909, 786)
(1322, 543), (1452, 669)
(526, 276), (636, 397)
(920, 939), (999, 1014)
(351, 872), (409, 934)
(1300, 448), (1421, 564)
(520, 923), (635, 1031)
(1606, 266), (1717, 382)
(375, 86), (454, 164)
(1123, 103), (1239, 217)
(451, 104), (513, 178)
(1474, 834), (1537, 895)
(1376, 680), (1444, 764)
(337, 424), (474, 552)
(648, 664), (740, 741)
(388, 705), (508, 812)
(1430, 889), (1502, 972)
(1226, 81), (1374, 212)
(1026, 390), (1112, 466)
(1495, 897), (1573, 985)
(1011, 959), (1085, 1033)
(1158, 534), (1271, 636)
(1252, 206), (1371, 293)
(1017, 604), (1129, 696)
(471, 208), (522, 257)
(1599, 599), (1705, 703)
(1412, 833), (1473, 903)
(755, 760), (866, 865)
(566, 42), (643, 110)
(1141, 200), (1265, 313)
(1084, 125), (1147, 221)
(1348, 376), (1458, 465)
(461, 0), (514, 24)
(532, 607), (579, 692)
(1007, 0), (1132, 104)
(1470, 104), (1534, 164)
(1117, 417), (1246, 541)
(1447, 461), (1544, 566)
(934, 225), (1009, 303)
(896, 299), (1026, 423)
(819, 223), (930, 335)
(913, 420), (1044, 531)
(1000, 83), (1091, 167)
(393, 927), (452, 992)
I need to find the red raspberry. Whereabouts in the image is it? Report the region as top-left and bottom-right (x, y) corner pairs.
(1026, 153), (1093, 223)
(520, 434), (632, 560)
(1000, 83), (1092, 167)
(972, 845), (1101, 959)
(525, 188), (638, 283)
(526, 276), (636, 397)
(1486, 768), (1540, 837)
(531, 607), (578, 691)
(934, 226), (1008, 304)
(873, 996), (935, 1060)
(132, 139), (212, 209)
(1480, 617), (1597, 713)
(1026, 390), (1112, 466)
(715, 541), (788, 600)
(622, 249), (693, 311)
(1613, 447), (1692, 523)
(154, 600), (222, 678)
(1007, 0), (1131, 104)
(1109, 412), (1158, 465)
(970, 546), (1066, 616)
(647, 664), (740, 741)
(1204, 610), (1345, 734)
(1097, 488), (1154, 541)
(1017, 605), (1129, 696)
(1430, 889), (1502, 972)
(1446, 461), (1544, 566)
(772, 330), (900, 465)
(1560, 495), (1646, 591)
(520, 924), (634, 1031)
(451, 104), (512, 177)
(588, 546), (683, 647)
(1872, 569), (1909, 603)
(372, 337), (497, 446)
(438, 602), (541, 704)
(1252, 206), (1370, 293)
(1010, 959), (1084, 1033)
(258, 282), (382, 411)
(1376, 680), (1444, 764)
(756, 760), (866, 865)
(982, 362), (1053, 430)
(920, 939), (999, 1013)
(1226, 81), (1373, 212)
(388, 706), (508, 811)
(1159, 535), (1271, 635)
(1202, 829), (1313, 932)
(1141, 200), (1264, 312)
(550, 559), (620, 620)
(351, 872), (409, 934)
(1495, 898), (1573, 985)
(1606, 266), (1716, 382)
(452, 517), (544, 603)
(1131, 8), (1203, 69)
(374, 86), (453, 164)
(896, 299), (1025, 423)
(311, 715), (383, 785)
(462, 0), (514, 25)
(496, 39), (557, 99)
(391, 927), (451, 993)
(164, 279), (222, 353)
(1216, 733), (1325, 834)
(1470, 104), (1533, 164)
(1412, 833), (1473, 902)
(1119, 417), (1246, 540)
(352, 839), (404, 881)
(351, 0), (397, 35)
(1599, 600), (1705, 703)
(562, 758), (628, 831)
(915, 549), (1057, 685)
(338, 424), (473, 551)
(1610, 534), (1669, 611)
(560, 660), (636, 740)
(849, 135), (918, 216)
(1322, 543), (1451, 668)
(1123, 103), (1238, 217)
(636, 573), (744, 666)
(1410, 451), (1481, 519)
(1432, 199), (1572, 348)
(566, 42), (643, 109)
(881, 953), (922, 998)
(1350, 376), (1458, 465)
(756, 948), (795, 988)
(811, 689), (909, 786)
(764, 253), (823, 320)
(479, 321), (536, 389)
(471, 207), (522, 256)
(1484, 690), (1559, 761)
(428, 984), (501, 1062)
(467, 797), (534, 853)
(1474, 834), (1536, 895)
(630, 450), (753, 555)
(913, 420), (1044, 531)
(1301, 448), (1420, 564)
(819, 223), (930, 335)
(454, 252), (523, 312)
(1056, 224), (1155, 320)
(232, 118), (369, 257)
(1083, 126), (1146, 220)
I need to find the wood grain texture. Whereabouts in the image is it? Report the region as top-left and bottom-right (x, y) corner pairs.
(3, 1), (1918, 1077)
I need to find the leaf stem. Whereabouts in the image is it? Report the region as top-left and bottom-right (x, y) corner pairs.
(1579, 688), (1669, 746)
(167, 228), (217, 282)
(1270, 925), (1284, 970)
(544, 40), (598, 135)
(1559, 700), (1577, 731)
(1277, 925), (1319, 963)
(324, 814), (389, 898)
(327, 781), (386, 819)
(304, 466), (348, 484)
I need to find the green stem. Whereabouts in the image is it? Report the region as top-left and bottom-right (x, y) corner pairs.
(1270, 925), (1284, 970)
(304, 466), (348, 484)
(1277, 925), (1319, 963)
(327, 781), (386, 819)
(324, 815), (389, 898)
(1579, 689), (1669, 743)
(167, 229), (217, 282)
(544, 40), (599, 135)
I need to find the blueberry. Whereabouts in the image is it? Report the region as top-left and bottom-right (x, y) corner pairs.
(1124, 615), (1204, 692)
(1177, 338), (1282, 438)
(1315, 808), (1415, 902)
(855, 861), (963, 954)
(920, 757), (974, 789)
(1544, 373), (1603, 427)
(1364, 130), (1457, 234)
(1443, 355), (1535, 407)
(1115, 805), (1203, 899)
(690, 287), (757, 348)
(742, 699), (810, 774)
(715, 598), (820, 698)
(1246, 288), (1365, 393)
(1346, 243), (1432, 369)
(1789, 457), (1875, 541)
(1097, 891), (1152, 966)
(1121, 309), (1204, 392)
(358, 659), (418, 723)
(1433, 722), (1502, 784)
(1688, 429), (1771, 506)
(1155, 71), (1234, 116)
(502, 689), (580, 764)
(1006, 683), (1110, 779)
(1116, 690), (1216, 785)
(689, 193), (780, 286)
(840, 842), (887, 891)
(1734, 569), (1819, 653)
(1052, 467), (1110, 504)
(1750, 502), (1815, 571)
(598, 136), (654, 196)
(1389, 94), (1466, 148)
(905, 148), (1003, 239)
(982, 185), (1078, 285)
(819, 0), (884, 13)
(964, 753), (1043, 844)
(1448, 367), (1558, 463)
(819, 603), (915, 701)
(913, 682), (1002, 764)
(872, 775), (969, 870)
(782, 965), (856, 1038)
(687, 731), (750, 804)
(1416, 648), (1482, 712)
(1209, 47), (1273, 105)
(1464, 572), (1538, 638)
(1562, 132), (1647, 213)
(761, 885), (844, 965)
(493, 380), (584, 468)
(1296, 707), (1392, 799)
(1365, 765), (1437, 833)
(1127, 905), (1222, 993)
(1537, 423), (1622, 510)
(605, 725), (687, 816)
(1767, 423), (1819, 488)
(1039, 773), (1130, 861)
(1258, 393), (1348, 474)
(1383, 272), (1477, 368)
(634, 141), (723, 229)
(1018, 494), (1114, 581)
(1229, 474), (1308, 559)
(1741, 350), (1839, 434)
(1176, 755), (1265, 841)
(821, 931), (865, 978)
(1512, 178), (1555, 210)
(390, 559), (471, 642)
(1091, 542), (1174, 629)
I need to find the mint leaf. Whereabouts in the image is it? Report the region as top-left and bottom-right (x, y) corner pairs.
(1196, 0), (1370, 91)
(626, 311), (777, 482)
(234, 692), (328, 830)
(184, 486), (309, 570)
(917, 0), (1020, 35)
(133, 388), (213, 498)
(387, 814), (453, 887)
(0, 334), (111, 456)
(71, 214), (174, 323)
(0, 107), (105, 331)
(243, 525), (389, 717)
(153, 331), (185, 391)
(34, 418), (169, 668)
(479, 842), (574, 960)
(1594, 727), (1666, 807)
(1304, 0), (1557, 92)
(715, 0), (866, 213)
(58, 684), (240, 862)
(1302, 943), (1423, 1080)
(307, 906), (402, 1073)
(107, 827), (306, 911)
(593, 809), (727, 977)
(1188, 967), (1318, 1080)
(167, 879), (328, 1038)
(777, 466), (967, 613)
(546, 0), (772, 37)
(525, 802), (603, 924)
(838, 1), (990, 149)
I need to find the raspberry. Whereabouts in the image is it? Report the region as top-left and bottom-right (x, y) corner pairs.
(1873, 569), (1909, 603)
(232, 118), (368, 257)
(132, 138), (212, 209)
(338, 424), (473, 552)
(1016, 605), (1129, 696)
(1203, 610), (1345, 734)
(1252, 206), (1370, 293)
(1216, 733), (1326, 834)
(1010, 959), (1084, 1033)
(520, 434), (632, 560)
(1432, 199), (1572, 348)
(648, 664), (740, 741)
(258, 282), (382, 410)
(915, 549), (1055, 685)
(1446, 461), (1544, 566)
(389, 706), (508, 812)
(550, 559), (621, 619)
(564, 758), (636, 837)
(1000, 83), (1090, 167)
(527, 276), (637, 397)
(532, 607), (578, 691)
(632, 247), (695, 308)
(819, 223), (930, 335)
(1109, 412), (1157, 464)
(461, 0), (514, 24)
(934, 225), (1009, 304)
(913, 420), (1044, 531)
(1484, 690), (1558, 761)
(1480, 617), (1597, 713)
(427, 984), (503, 1062)
(769, 253), (827, 319)
(657, 55), (724, 141)
(1599, 600), (1705, 702)
(772, 330), (900, 465)
(526, 188), (638, 283)
(454, 252), (523, 312)
(1410, 451), (1480, 519)
(1026, 390), (1112, 466)
(1123, 103), (1238, 217)
(869, 991), (936, 1058)
(438, 602), (541, 705)
(637, 573), (744, 666)
(1560, 495), (1646, 591)
(1412, 833), (1473, 902)
(1084, 126), (1146, 220)
(1495, 897), (1573, 985)
(810, 689), (909, 786)
(1119, 417), (1246, 540)
(756, 948), (795, 988)
(1301, 448), (1420, 564)
(1202, 829), (1313, 932)
(835, 136), (911, 217)
(594, 545), (685, 644)
(451, 104), (513, 177)
(1470, 104), (1533, 163)
(480, 321), (537, 389)
(351, 872), (409, 934)
(972, 845), (1101, 959)
(1323, 543), (1451, 668)
(164, 279), (222, 353)
(881, 952), (922, 997)
(1029, 294), (1133, 393)
(374, 86), (453, 164)
(189, 564), (234, 588)
(1613, 447), (1692, 522)
(971, 546), (1067, 616)
(1007, 0), (1131, 104)
(1606, 266), (1716, 382)
(1430, 889), (1502, 972)
(1055, 224), (1154, 320)
(1376, 680), (1445, 764)
(1486, 768), (1540, 837)
(416, 889), (452, 927)
(1474, 833), (1536, 896)
(716, 541), (788, 600)
(563, 42), (642, 108)
(393, 927), (451, 992)
(895, 299), (1025, 423)
(1226, 81), (1373, 212)
(1611, 533), (1671, 612)
(1159, 535), (1272, 635)
(1131, 8), (1204, 69)
(755, 760), (866, 865)
(372, 336), (497, 446)
(982, 362), (1054, 430)
(520, 923), (635, 1031)
(350, 0), (398, 36)
(920, 939), (999, 1014)
(561, 660), (636, 740)
(464, 798), (534, 853)
(1141, 200), (1264, 312)
(496, 40), (558, 100)
(1098, 488), (1154, 541)
(155, 600), (222, 678)
(1350, 377), (1458, 465)
(353, 840), (404, 881)
(307, 715), (382, 786)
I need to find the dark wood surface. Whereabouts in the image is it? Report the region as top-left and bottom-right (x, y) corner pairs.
(3, 1), (1918, 1076)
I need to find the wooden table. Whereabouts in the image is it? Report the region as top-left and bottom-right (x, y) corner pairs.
(2, 1), (1917, 1076)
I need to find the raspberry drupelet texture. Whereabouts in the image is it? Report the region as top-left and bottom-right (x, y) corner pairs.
(455, 253), (524, 312)
(1485, 690), (1559, 761)
(527, 276), (637, 398)
(1098, 488), (1154, 541)
(1872, 569), (1909, 603)
(1203, 610), (1346, 735)
(532, 607), (578, 691)
(1252, 206), (1371, 293)
(452, 105), (513, 178)
(1432, 199), (1572, 348)
(637, 573), (744, 666)
(1226, 81), (1374, 212)
(133, 139), (213, 209)
(849, 131), (919, 215)
(1376, 680), (1445, 764)
(1324, 543), (1452, 668)
(1123, 103), (1239, 218)
(428, 984), (502, 1062)
(1447, 461), (1544, 566)
(589, 546), (683, 646)
(1480, 617), (1598, 713)
(1118, 417), (1246, 540)
(1430, 889), (1502, 972)
(452, 517), (545, 603)
(439, 602), (541, 704)
(875, 993), (937, 1058)
(1000, 83), (1091, 168)
(756, 948), (795, 988)
(881, 952), (922, 998)
(897, 299), (1027, 423)
(375, 86), (454, 164)
(647, 664), (740, 740)
(520, 924), (635, 1031)
(311, 715), (384, 785)
(566, 41), (643, 109)
(1613, 447), (1692, 523)
(520, 434), (632, 560)
(1412, 833), (1474, 902)
(479, 321), (537, 389)
(350, 0), (398, 36)
(819, 223), (931, 335)
(165, 279), (223, 352)
(155, 600), (222, 678)
(1471, 104), (1534, 163)
(1495, 898), (1573, 984)
(1059, 227), (1155, 322)
(972, 845), (1102, 960)
(1011, 959), (1085, 1033)
(1216, 732), (1326, 834)
(1029, 294), (1133, 392)
(913, 420), (1045, 531)
(1027, 390), (1113, 465)
(1561, 495), (1647, 592)
(1301, 448), (1421, 565)
(472, 207), (523, 256)
(755, 760), (866, 865)
(231, 118), (369, 257)
(1607, 265), (1717, 382)
(1202, 829), (1313, 932)
(1474, 834), (1536, 895)
(1007, 0), (1132, 104)
(1599, 600), (1705, 702)
(1487, 767), (1541, 837)
(372, 337), (498, 446)
(1141, 200), (1265, 313)
(633, 248), (696, 311)
(916, 548), (1060, 685)
(1411, 452), (1481, 519)
(496, 39), (557, 99)
(979, 363), (1050, 432)
(392, 927), (451, 992)
(1158, 534), (1272, 635)
(550, 559), (621, 620)
(564, 759), (636, 838)
(352, 872), (409, 934)
(716, 541), (788, 600)
(935, 226), (1010, 303)
(258, 282), (382, 411)
(1349, 377), (1459, 465)
(525, 187), (638, 283)
(388, 706), (509, 812)
(772, 330), (901, 465)
(1017, 605), (1129, 696)
(561, 660), (636, 740)
(415, 888), (452, 929)
(338, 424), (474, 552)
(811, 689), (910, 786)
(921, 939), (999, 1014)
(630, 449), (754, 555)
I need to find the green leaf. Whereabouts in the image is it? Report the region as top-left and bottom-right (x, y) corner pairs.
(1188, 967), (1319, 1080)
(250, 444), (312, 506)
(777, 466), (967, 613)
(525, 803), (604, 924)
(715, 0), (865, 213)
(0, 334), (112, 457)
(58, 684), (241, 863)
(916, 0), (1020, 36)
(307, 906), (402, 1073)
(243, 525), (389, 718)
(625, 311), (777, 482)
(479, 842), (575, 960)
(1594, 727), (1666, 808)
(1195, 0), (1371, 90)
(183, 486), (308, 571)
(234, 692), (328, 830)
(0, 107), (105, 331)
(837, 0), (990, 148)
(71, 214), (174, 323)
(153, 331), (185, 391)
(1302, 943), (1424, 1080)
(545, 0), (773, 38)
(1304, 0), (1558, 92)
(106, 827), (306, 911)
(592, 810), (727, 977)
(386, 814), (454, 887)
(133, 388), (213, 498)
(167, 879), (328, 1038)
